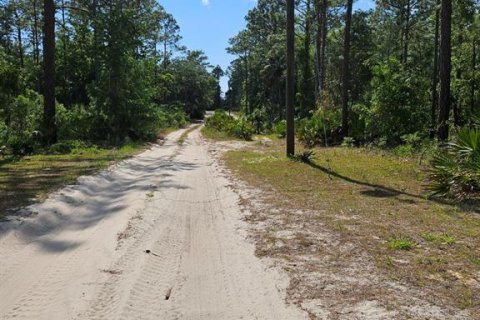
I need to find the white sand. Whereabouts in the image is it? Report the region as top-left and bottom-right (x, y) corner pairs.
(0, 126), (306, 320)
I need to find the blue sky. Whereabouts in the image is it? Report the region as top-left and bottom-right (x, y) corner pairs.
(159, 0), (375, 92)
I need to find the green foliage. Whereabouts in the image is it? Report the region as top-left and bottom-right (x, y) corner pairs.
(247, 107), (269, 134)
(387, 236), (416, 251)
(341, 137), (355, 148)
(48, 140), (89, 155)
(0, 121), (7, 147)
(292, 150), (315, 164)
(360, 59), (430, 144)
(273, 120), (287, 138)
(421, 232), (456, 245)
(205, 110), (254, 140)
(429, 128), (480, 200)
(297, 108), (341, 148)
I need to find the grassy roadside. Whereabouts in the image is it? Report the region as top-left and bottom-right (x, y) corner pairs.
(222, 137), (480, 315)
(201, 126), (246, 141)
(0, 141), (153, 219)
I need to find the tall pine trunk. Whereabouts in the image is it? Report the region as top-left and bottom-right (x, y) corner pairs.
(286, 0), (295, 156)
(33, 0), (40, 66)
(430, 0), (440, 139)
(314, 0), (328, 101)
(341, 0), (353, 138)
(437, 0), (452, 141)
(471, 34), (477, 116)
(43, 0), (57, 145)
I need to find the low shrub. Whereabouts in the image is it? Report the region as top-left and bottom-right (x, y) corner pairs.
(429, 127), (480, 200)
(292, 150), (315, 164)
(247, 107), (269, 134)
(48, 140), (89, 154)
(273, 120), (287, 138)
(205, 110), (254, 140)
(297, 108), (341, 148)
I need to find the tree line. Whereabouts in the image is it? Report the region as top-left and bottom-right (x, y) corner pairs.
(0, 0), (222, 153)
(226, 0), (479, 146)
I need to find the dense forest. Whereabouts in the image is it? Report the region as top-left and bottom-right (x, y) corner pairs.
(0, 0), (221, 152)
(226, 0), (479, 146)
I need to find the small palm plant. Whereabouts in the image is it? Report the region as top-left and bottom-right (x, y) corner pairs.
(429, 128), (480, 200)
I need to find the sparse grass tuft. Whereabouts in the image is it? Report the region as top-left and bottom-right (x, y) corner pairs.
(387, 236), (416, 250)
(421, 232), (456, 245)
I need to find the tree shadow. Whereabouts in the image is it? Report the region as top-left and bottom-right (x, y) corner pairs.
(0, 155), (200, 253)
(305, 161), (479, 212)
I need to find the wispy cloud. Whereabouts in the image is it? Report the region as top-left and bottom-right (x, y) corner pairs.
(201, 0), (210, 6)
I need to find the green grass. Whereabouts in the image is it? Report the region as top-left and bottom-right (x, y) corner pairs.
(387, 236), (416, 250)
(0, 142), (145, 218)
(223, 137), (480, 310)
(201, 126), (242, 141)
(421, 232), (456, 245)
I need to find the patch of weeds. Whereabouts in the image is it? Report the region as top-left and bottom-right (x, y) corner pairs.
(329, 220), (348, 233)
(376, 255), (395, 270)
(469, 256), (480, 266)
(291, 150), (315, 164)
(416, 256), (445, 267)
(146, 192), (154, 198)
(458, 287), (474, 309)
(421, 232), (456, 245)
(387, 236), (416, 251)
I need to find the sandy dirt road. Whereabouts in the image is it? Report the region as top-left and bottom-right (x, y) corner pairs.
(0, 126), (306, 320)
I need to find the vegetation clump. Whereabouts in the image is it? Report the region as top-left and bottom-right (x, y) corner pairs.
(429, 127), (480, 200)
(205, 110), (254, 141)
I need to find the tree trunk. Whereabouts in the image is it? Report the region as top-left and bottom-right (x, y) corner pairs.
(314, 0), (328, 101)
(314, 0), (322, 99)
(437, 0), (452, 141)
(320, 0), (328, 92)
(286, 0), (295, 156)
(61, 0), (68, 106)
(14, 6), (23, 68)
(43, 0), (57, 145)
(92, 0), (100, 82)
(472, 34), (477, 116)
(33, 0), (40, 66)
(402, 0), (411, 65)
(302, 0), (313, 111)
(430, 0), (440, 139)
(341, 0), (353, 138)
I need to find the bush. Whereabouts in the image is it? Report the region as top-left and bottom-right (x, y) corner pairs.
(292, 150), (315, 163)
(7, 134), (34, 156)
(247, 107), (269, 134)
(429, 128), (480, 200)
(341, 137), (355, 148)
(4, 90), (43, 155)
(48, 140), (89, 154)
(205, 110), (236, 131)
(361, 58), (430, 144)
(229, 117), (254, 140)
(273, 120), (287, 138)
(56, 104), (95, 141)
(297, 108), (341, 148)
(0, 122), (7, 147)
(205, 110), (254, 140)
